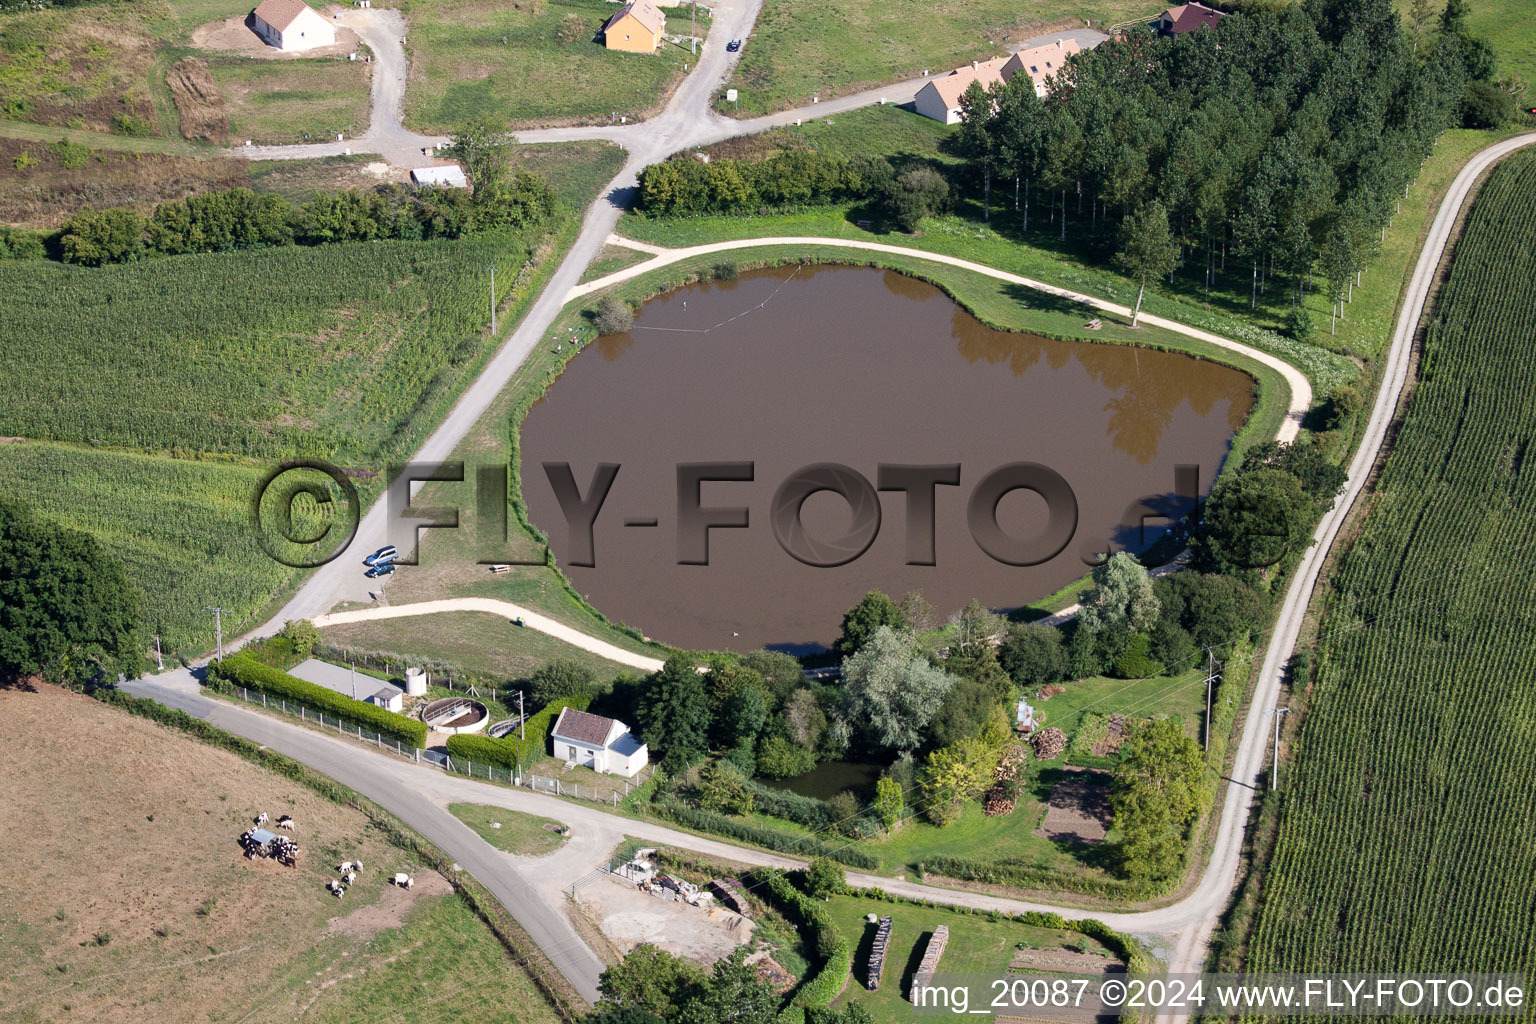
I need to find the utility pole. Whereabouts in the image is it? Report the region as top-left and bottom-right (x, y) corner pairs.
(518, 690), (526, 740)
(153, 634), (164, 672)
(691, 1), (696, 55)
(205, 607), (228, 662)
(1268, 706), (1292, 790)
(350, 661), (357, 700)
(1202, 648), (1221, 751)
(487, 264), (496, 333)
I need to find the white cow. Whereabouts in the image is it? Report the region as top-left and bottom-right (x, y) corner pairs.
(338, 861), (353, 874)
(344, 871), (357, 884)
(255, 812), (268, 825)
(392, 873), (414, 889)
(277, 815), (295, 830)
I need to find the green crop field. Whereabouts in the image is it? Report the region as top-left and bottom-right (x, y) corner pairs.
(1241, 150), (1536, 987)
(402, 0), (703, 132)
(721, 0), (1144, 117)
(0, 224), (558, 657)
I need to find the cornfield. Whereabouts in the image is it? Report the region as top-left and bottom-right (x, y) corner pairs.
(0, 226), (553, 658)
(1243, 152), (1536, 999)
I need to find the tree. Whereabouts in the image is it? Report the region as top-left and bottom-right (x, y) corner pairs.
(697, 760), (754, 815)
(1077, 552), (1161, 643)
(834, 590), (906, 657)
(597, 944), (705, 1019)
(803, 857), (846, 899)
(840, 627), (954, 753)
(756, 734), (816, 778)
(883, 167), (950, 232)
(276, 619), (319, 660)
(527, 659), (598, 708)
(674, 947), (779, 1024)
(781, 687), (827, 750)
(447, 119), (508, 193)
(920, 738), (993, 825)
(1000, 623), (1068, 687)
(715, 683), (768, 747)
(1154, 572), (1267, 652)
(872, 774), (904, 830)
(1196, 468), (1311, 576)
(742, 648), (806, 704)
(1111, 718), (1206, 882)
(0, 498), (141, 683)
(635, 655), (711, 771)
(594, 296), (635, 335)
(1115, 201), (1176, 328)
(952, 80), (999, 220)
(1240, 439), (1347, 505)
(1462, 79), (1514, 128)
(59, 207), (146, 266)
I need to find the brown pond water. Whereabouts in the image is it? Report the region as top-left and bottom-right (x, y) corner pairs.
(520, 265), (1253, 652)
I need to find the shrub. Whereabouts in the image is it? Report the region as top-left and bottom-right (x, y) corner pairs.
(110, 113), (154, 137)
(712, 260), (738, 280)
(720, 738), (757, 777)
(1462, 79), (1514, 128)
(593, 296), (634, 335)
(651, 796), (877, 868)
(526, 659), (598, 709)
(754, 870), (850, 1010)
(1282, 306), (1312, 340)
(1110, 633), (1163, 679)
(824, 790), (861, 836)
(208, 651), (428, 747)
(756, 734), (816, 778)
(50, 138), (90, 169)
(445, 732), (516, 769)
(0, 226), (46, 261)
(803, 857), (846, 899)
(698, 760), (754, 815)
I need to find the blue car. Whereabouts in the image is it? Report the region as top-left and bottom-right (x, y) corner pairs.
(363, 545), (398, 566)
(726, 39), (741, 51)
(364, 562), (396, 579)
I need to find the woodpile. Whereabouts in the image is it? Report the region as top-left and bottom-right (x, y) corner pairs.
(1030, 727), (1067, 761)
(983, 744), (1030, 816)
(866, 915), (892, 990)
(910, 925), (949, 1003)
(709, 877), (751, 916)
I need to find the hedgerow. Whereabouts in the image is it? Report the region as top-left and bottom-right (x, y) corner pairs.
(208, 651), (428, 748)
(754, 869), (850, 1016)
(651, 796), (877, 869)
(445, 694), (591, 770)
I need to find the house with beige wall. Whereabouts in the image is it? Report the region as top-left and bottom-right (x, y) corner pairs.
(251, 0), (336, 52)
(602, 1), (666, 52)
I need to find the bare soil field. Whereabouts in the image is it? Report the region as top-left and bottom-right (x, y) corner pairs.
(0, 683), (557, 1024)
(1035, 767), (1114, 844)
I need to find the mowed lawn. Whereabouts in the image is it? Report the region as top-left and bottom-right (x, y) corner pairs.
(450, 803), (569, 856)
(0, 683), (560, 1024)
(723, 0), (1145, 116)
(207, 56), (371, 144)
(404, 0), (700, 131)
(822, 894), (1118, 1020)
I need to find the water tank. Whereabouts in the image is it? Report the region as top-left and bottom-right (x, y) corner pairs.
(405, 667), (428, 697)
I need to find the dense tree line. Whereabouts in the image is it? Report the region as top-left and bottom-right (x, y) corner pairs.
(946, 0), (1475, 321)
(43, 175), (558, 267)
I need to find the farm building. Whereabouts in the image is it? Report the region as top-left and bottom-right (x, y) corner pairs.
(602, 1), (666, 53)
(411, 165), (469, 188)
(251, 0), (336, 52)
(550, 707), (648, 777)
(1153, 2), (1226, 36)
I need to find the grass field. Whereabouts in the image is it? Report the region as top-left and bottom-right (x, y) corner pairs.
(1241, 149), (1536, 985)
(506, 138), (628, 210)
(721, 0), (1142, 117)
(821, 893), (1118, 1020)
(450, 803), (569, 855)
(208, 56), (371, 144)
(0, 683), (560, 1024)
(402, 0), (703, 131)
(701, 103), (957, 165)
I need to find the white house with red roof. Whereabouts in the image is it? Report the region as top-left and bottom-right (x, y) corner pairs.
(252, 0), (336, 52)
(550, 707), (649, 777)
(1154, 2), (1226, 37)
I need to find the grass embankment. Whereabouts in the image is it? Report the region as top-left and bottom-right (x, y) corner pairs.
(0, 683), (564, 1024)
(1235, 147), (1536, 983)
(720, 0), (1142, 117)
(449, 803), (569, 856)
(402, 0), (705, 132)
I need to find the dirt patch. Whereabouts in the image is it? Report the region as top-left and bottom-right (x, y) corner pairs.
(1091, 714), (1130, 758)
(323, 870), (452, 940)
(191, 13), (361, 59)
(166, 57), (230, 143)
(744, 950), (796, 993)
(1036, 767), (1114, 844)
(1010, 946), (1123, 974)
(0, 137), (250, 227)
(579, 874), (754, 964)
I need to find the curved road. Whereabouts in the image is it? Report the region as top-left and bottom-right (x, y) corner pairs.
(135, 0), (1536, 1002)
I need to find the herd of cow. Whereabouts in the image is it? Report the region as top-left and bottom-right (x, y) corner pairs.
(239, 810), (419, 901)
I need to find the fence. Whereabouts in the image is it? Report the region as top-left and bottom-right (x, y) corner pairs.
(227, 684), (655, 807)
(230, 685), (423, 760)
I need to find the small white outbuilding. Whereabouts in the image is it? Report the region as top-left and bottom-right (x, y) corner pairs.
(252, 0), (336, 52)
(550, 707), (648, 778)
(410, 164), (469, 188)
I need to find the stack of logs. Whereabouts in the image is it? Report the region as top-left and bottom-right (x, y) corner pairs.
(866, 915), (892, 990)
(709, 877), (751, 916)
(910, 925), (950, 1004)
(983, 744), (1030, 817)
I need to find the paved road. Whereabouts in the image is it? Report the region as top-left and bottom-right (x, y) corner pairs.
(122, 133), (1533, 1008)
(575, 234), (1313, 441)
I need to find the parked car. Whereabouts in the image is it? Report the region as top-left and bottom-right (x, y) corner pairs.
(363, 544), (397, 566)
(726, 38), (741, 51)
(364, 562), (396, 579)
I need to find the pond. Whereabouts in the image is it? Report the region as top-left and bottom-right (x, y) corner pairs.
(760, 759), (884, 801)
(520, 265), (1254, 651)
